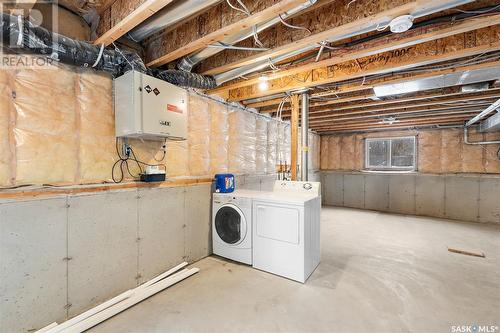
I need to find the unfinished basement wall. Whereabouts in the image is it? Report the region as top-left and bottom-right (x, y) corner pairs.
(320, 128), (500, 173)
(0, 61), (319, 187)
(319, 128), (500, 224)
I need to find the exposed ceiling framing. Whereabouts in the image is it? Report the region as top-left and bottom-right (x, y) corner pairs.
(68, 0), (500, 133)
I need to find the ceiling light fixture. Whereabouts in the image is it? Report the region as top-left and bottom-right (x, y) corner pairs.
(258, 75), (269, 91)
(389, 15), (414, 33)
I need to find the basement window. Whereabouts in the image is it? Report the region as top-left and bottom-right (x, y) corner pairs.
(365, 136), (416, 171)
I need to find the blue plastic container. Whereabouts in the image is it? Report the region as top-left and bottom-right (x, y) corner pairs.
(215, 174), (235, 193)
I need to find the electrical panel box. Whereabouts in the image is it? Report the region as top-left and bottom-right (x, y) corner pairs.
(114, 71), (188, 140)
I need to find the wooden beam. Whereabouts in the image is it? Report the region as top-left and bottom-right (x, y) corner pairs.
(309, 108), (482, 125)
(249, 92), (375, 109)
(146, 0), (310, 67)
(283, 94), (500, 119)
(312, 113), (472, 127)
(201, 0), (454, 76)
(314, 119), (466, 133)
(226, 36), (500, 101)
(94, 0), (174, 46)
(290, 94), (300, 181)
(271, 89), (500, 115)
(313, 116), (471, 132)
(206, 13), (500, 86)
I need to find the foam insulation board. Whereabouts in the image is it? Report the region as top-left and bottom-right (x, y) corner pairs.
(0, 71), (13, 186)
(188, 94), (210, 177)
(76, 70), (115, 183)
(209, 99), (228, 175)
(13, 66), (78, 184)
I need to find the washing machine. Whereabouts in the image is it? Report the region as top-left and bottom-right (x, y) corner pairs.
(212, 192), (253, 265)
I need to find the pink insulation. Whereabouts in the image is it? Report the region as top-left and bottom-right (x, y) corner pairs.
(0, 71), (13, 186)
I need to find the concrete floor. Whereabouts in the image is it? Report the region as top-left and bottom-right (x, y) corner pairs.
(89, 207), (500, 333)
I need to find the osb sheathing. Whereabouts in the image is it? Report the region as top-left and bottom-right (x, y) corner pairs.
(321, 128), (500, 174)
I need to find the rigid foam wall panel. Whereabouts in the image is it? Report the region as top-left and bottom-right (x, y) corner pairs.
(0, 197), (68, 333)
(389, 174), (416, 214)
(13, 67), (78, 184)
(209, 99), (228, 175)
(444, 176), (480, 222)
(184, 184), (211, 262)
(364, 174), (389, 211)
(137, 186), (185, 282)
(188, 94), (210, 177)
(0, 71), (12, 186)
(415, 174), (445, 218)
(67, 190), (138, 317)
(76, 71), (115, 183)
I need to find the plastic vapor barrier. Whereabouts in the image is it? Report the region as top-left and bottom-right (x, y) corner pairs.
(0, 62), (294, 187)
(188, 93), (210, 177)
(267, 120), (278, 174)
(209, 99), (229, 175)
(0, 71), (12, 186)
(255, 116), (269, 174)
(77, 71), (116, 183)
(14, 66), (78, 184)
(228, 109), (256, 174)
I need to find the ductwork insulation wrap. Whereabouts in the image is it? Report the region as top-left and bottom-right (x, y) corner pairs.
(228, 109), (256, 174)
(0, 12), (216, 90)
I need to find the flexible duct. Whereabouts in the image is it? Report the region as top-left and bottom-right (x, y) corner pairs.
(128, 0), (220, 42)
(0, 13), (216, 89)
(177, 0), (317, 72)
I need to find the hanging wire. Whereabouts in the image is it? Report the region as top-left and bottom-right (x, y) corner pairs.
(278, 14), (312, 34)
(226, 0), (250, 15)
(453, 4), (500, 14)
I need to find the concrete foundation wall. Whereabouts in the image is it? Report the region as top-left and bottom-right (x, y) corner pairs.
(321, 171), (500, 224)
(0, 184), (212, 333)
(0, 174), (278, 332)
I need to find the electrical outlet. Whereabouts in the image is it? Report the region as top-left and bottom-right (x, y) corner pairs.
(122, 142), (131, 157)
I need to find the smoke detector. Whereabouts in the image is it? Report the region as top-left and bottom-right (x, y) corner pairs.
(389, 15), (414, 33)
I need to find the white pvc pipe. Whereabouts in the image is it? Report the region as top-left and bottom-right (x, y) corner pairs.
(63, 268), (199, 333)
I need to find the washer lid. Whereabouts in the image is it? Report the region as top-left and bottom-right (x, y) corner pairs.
(215, 204), (247, 245)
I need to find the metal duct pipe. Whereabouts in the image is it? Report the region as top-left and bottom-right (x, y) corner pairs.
(0, 13), (216, 89)
(213, 0), (473, 85)
(178, 0), (317, 72)
(301, 92), (309, 181)
(465, 98), (500, 126)
(128, 0), (220, 42)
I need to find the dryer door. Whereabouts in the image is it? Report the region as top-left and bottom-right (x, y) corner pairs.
(215, 204), (247, 245)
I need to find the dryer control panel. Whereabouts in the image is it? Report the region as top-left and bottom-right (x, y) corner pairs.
(273, 181), (321, 196)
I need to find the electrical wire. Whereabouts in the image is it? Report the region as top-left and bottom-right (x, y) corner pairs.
(111, 138), (166, 183)
(453, 4), (500, 14)
(278, 14), (312, 34)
